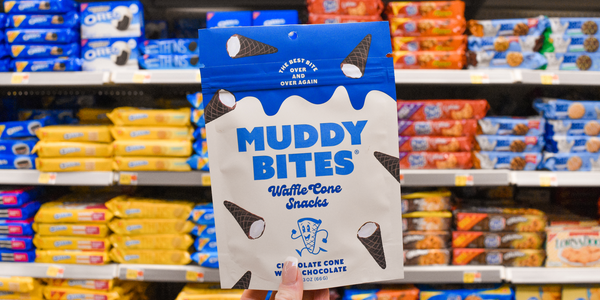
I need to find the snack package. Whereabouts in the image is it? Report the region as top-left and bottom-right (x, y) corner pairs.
(420, 284), (514, 300)
(0, 249), (36, 262)
(109, 248), (191, 265)
(107, 107), (191, 127)
(534, 98), (600, 120)
(113, 156), (191, 171)
(468, 16), (549, 37)
(192, 139), (207, 155)
(77, 108), (111, 124)
(18, 109), (75, 123)
(546, 119), (600, 136)
(475, 135), (545, 152)
(563, 285), (600, 300)
(0, 117), (55, 139)
(344, 285), (419, 300)
(110, 126), (193, 140)
(191, 251), (219, 268)
(190, 224), (216, 239)
(108, 218), (194, 235)
(307, 0), (383, 15)
(540, 152), (600, 171)
(6, 29), (79, 44)
(308, 14), (381, 24)
(400, 151), (473, 169)
(35, 125), (112, 142)
(548, 18), (600, 36)
(403, 212), (452, 231)
(191, 108), (205, 126)
(109, 234), (193, 250)
(189, 204), (215, 225)
(0, 58), (10, 72)
(1, 219), (35, 236)
(252, 10), (299, 26)
(10, 44), (79, 58)
(546, 136), (600, 153)
(403, 231), (450, 249)
(0, 187), (38, 208)
(0, 287), (43, 300)
(32, 235), (109, 250)
(399, 119), (478, 136)
(35, 250), (109, 264)
(45, 279), (113, 291)
(452, 231), (544, 249)
(399, 136), (473, 152)
(187, 92), (203, 109)
(81, 38), (140, 71)
(390, 17), (466, 37)
(32, 142), (113, 157)
(206, 11), (252, 28)
(11, 57), (82, 72)
(33, 223), (109, 237)
(543, 34), (600, 53)
(0, 155), (36, 170)
(0, 277), (37, 292)
(452, 248), (546, 266)
(139, 39), (198, 55)
(404, 249), (450, 266)
(0, 235), (34, 250)
(478, 117), (545, 136)
(139, 54), (199, 69)
(34, 202), (113, 223)
(515, 285), (562, 300)
(467, 51), (547, 69)
(544, 52), (600, 71)
(106, 195), (194, 219)
(397, 99), (489, 120)
(193, 127), (206, 140)
(112, 140), (192, 157)
(393, 36), (467, 52)
(7, 12), (79, 28)
(473, 151), (542, 170)
(194, 237), (218, 252)
(0, 139), (37, 156)
(0, 201), (40, 220)
(42, 286), (121, 300)
(401, 190), (451, 214)
(80, 1), (144, 39)
(36, 157), (113, 172)
(454, 207), (547, 232)
(468, 35), (544, 52)
(546, 229), (600, 267)
(393, 50), (465, 69)
(4, 0), (78, 13)
(386, 1), (464, 18)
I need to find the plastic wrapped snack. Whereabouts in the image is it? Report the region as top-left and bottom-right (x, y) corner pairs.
(390, 17), (466, 37)
(453, 248), (546, 266)
(34, 202), (113, 223)
(546, 136), (600, 153)
(468, 16), (549, 37)
(194, 237), (217, 252)
(0, 277), (38, 292)
(33, 223), (109, 237)
(473, 151), (542, 170)
(308, 14), (381, 24)
(401, 190), (451, 213)
(139, 54), (200, 70)
(540, 152), (600, 171)
(548, 18), (600, 36)
(108, 218), (194, 235)
(0, 201), (40, 220)
(475, 135), (545, 152)
(393, 50), (465, 69)
(106, 195), (194, 219)
(35, 125), (112, 143)
(192, 140), (207, 155)
(546, 229), (600, 267)
(544, 52), (600, 71)
(113, 157), (191, 171)
(187, 92), (203, 109)
(140, 39), (199, 55)
(0, 187), (38, 208)
(403, 211), (452, 231)
(6, 29), (79, 44)
(189, 203), (215, 224)
(4, 0), (78, 13)
(112, 140), (192, 157)
(397, 99), (489, 120)
(534, 98), (600, 119)
(0, 117), (55, 139)
(35, 250), (109, 264)
(191, 108), (205, 126)
(191, 251), (218, 268)
(403, 231), (450, 249)
(307, 0), (384, 15)
(386, 1), (464, 18)
(7, 12), (79, 28)
(478, 117), (545, 136)
(467, 51), (547, 69)
(18, 109), (75, 124)
(32, 142), (113, 157)
(109, 248), (191, 265)
(1, 219), (34, 236)
(42, 286), (122, 300)
(452, 231), (545, 249)
(0, 249), (36, 262)
(187, 155), (209, 171)
(421, 285), (514, 300)
(468, 35), (544, 52)
(190, 224), (216, 239)
(0, 236), (34, 250)
(36, 157), (112, 172)
(107, 107), (191, 127)
(454, 207), (547, 232)
(543, 34), (600, 53)
(0, 286), (43, 300)
(403, 249), (450, 266)
(32, 235), (110, 250)
(0, 139), (37, 156)
(399, 119), (478, 136)
(10, 44), (79, 59)
(110, 126), (194, 140)
(45, 279), (113, 291)
(110, 234), (193, 250)
(400, 151), (473, 169)
(515, 285), (562, 300)
(399, 136), (473, 152)
(0, 155), (36, 170)
(546, 119), (600, 136)
(393, 36), (467, 52)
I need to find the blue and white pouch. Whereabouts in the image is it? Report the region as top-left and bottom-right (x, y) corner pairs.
(549, 18), (600, 36)
(4, 0), (78, 14)
(81, 38), (140, 71)
(11, 57), (82, 72)
(190, 203), (214, 225)
(0, 155), (36, 170)
(469, 51), (547, 69)
(186, 154), (209, 172)
(191, 224), (216, 239)
(139, 39), (198, 55)
(473, 151), (542, 170)
(10, 43), (79, 58)
(468, 35), (544, 52)
(545, 136), (600, 153)
(191, 251), (218, 268)
(0, 235), (34, 250)
(540, 152), (600, 171)
(546, 119), (600, 136)
(6, 28), (79, 44)
(0, 116), (55, 138)
(475, 135), (545, 152)
(80, 1), (144, 39)
(0, 139), (37, 156)
(469, 16), (548, 37)
(534, 98), (600, 119)
(544, 52), (600, 71)
(0, 187), (38, 208)
(544, 34), (600, 53)
(7, 11), (79, 28)
(194, 238), (217, 252)
(478, 117), (545, 136)
(139, 54), (199, 69)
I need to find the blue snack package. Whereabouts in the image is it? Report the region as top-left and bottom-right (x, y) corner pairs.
(0, 201), (40, 220)
(0, 31), (5, 43)
(252, 10), (299, 26)
(0, 187), (38, 208)
(0, 14), (5, 29)
(140, 39), (198, 55)
(469, 16), (548, 37)
(475, 135), (545, 152)
(540, 152), (600, 171)
(0, 116), (55, 138)
(469, 51), (547, 69)
(0, 58), (10, 72)
(543, 34), (600, 53)
(81, 38), (140, 71)
(10, 44), (80, 58)
(19, 109), (76, 124)
(191, 251), (218, 268)
(545, 136), (600, 153)
(4, 0), (77, 13)
(7, 12), (79, 28)
(0, 219), (34, 236)
(549, 18), (600, 36)
(139, 54), (199, 69)
(187, 92), (203, 109)
(478, 117), (546, 136)
(0, 235), (34, 250)
(534, 98), (600, 120)
(194, 237), (217, 252)
(191, 108), (205, 126)
(473, 151), (542, 170)
(187, 154), (209, 172)
(0, 139), (37, 156)
(206, 11), (252, 28)
(468, 35), (544, 52)
(0, 249), (36, 262)
(190, 224), (216, 239)
(190, 203), (214, 225)
(546, 119), (600, 136)
(193, 126), (206, 141)
(6, 28), (79, 44)
(544, 52), (600, 71)
(0, 155), (36, 170)
(0, 45), (9, 58)
(11, 57), (82, 72)
(420, 284), (513, 300)
(80, 1), (144, 39)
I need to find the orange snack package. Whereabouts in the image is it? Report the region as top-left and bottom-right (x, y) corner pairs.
(399, 152), (473, 169)
(398, 119), (478, 136)
(308, 13), (382, 24)
(397, 99), (489, 120)
(386, 1), (465, 18)
(392, 36), (467, 51)
(399, 136), (473, 152)
(390, 17), (466, 37)
(307, 0), (384, 16)
(393, 51), (466, 69)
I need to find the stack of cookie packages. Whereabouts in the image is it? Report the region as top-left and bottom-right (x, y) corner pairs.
(0, 187), (40, 263)
(387, 1), (467, 69)
(5, 0), (81, 72)
(189, 203), (218, 268)
(186, 92), (209, 172)
(542, 18), (600, 71)
(0, 116), (49, 170)
(306, 0), (384, 24)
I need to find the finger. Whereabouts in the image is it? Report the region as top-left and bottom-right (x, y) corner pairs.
(274, 256), (303, 300)
(312, 289), (330, 300)
(241, 290), (269, 300)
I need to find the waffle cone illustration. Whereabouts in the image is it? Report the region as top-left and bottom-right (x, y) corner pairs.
(205, 89), (236, 124)
(227, 34), (278, 59)
(232, 271), (252, 289)
(341, 34), (372, 79)
(224, 201), (265, 239)
(357, 222), (386, 269)
(374, 151), (400, 183)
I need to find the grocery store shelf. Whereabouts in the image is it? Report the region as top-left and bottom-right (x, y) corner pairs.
(521, 70), (600, 86)
(0, 263), (117, 279)
(0, 170), (114, 186)
(394, 70), (518, 84)
(115, 171), (210, 186)
(118, 264), (219, 282)
(511, 171), (600, 187)
(381, 266), (504, 284)
(0, 72), (109, 86)
(507, 267), (600, 284)
(110, 69), (201, 84)
(400, 170), (511, 187)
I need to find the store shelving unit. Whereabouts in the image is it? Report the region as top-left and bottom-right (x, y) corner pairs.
(0, 170), (114, 186)
(506, 268), (600, 284)
(110, 69), (201, 84)
(117, 264), (220, 282)
(400, 170), (511, 187)
(0, 72), (109, 86)
(114, 171), (211, 186)
(0, 263), (117, 279)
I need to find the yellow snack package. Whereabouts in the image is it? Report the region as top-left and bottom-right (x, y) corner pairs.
(0, 285), (43, 300)
(515, 285), (561, 300)
(43, 286), (122, 300)
(35, 250), (110, 265)
(113, 157), (191, 171)
(106, 195), (194, 219)
(32, 142), (113, 158)
(109, 234), (194, 250)
(176, 285), (244, 300)
(33, 223), (110, 237)
(109, 248), (191, 265)
(108, 219), (194, 235)
(34, 202), (114, 223)
(0, 277), (38, 292)
(112, 140), (192, 157)
(182, 283), (223, 292)
(77, 108), (112, 124)
(110, 126), (193, 140)
(562, 285), (600, 300)
(45, 279), (114, 291)
(107, 107), (191, 127)
(33, 235), (110, 251)
(36, 158), (113, 172)
(35, 126), (113, 143)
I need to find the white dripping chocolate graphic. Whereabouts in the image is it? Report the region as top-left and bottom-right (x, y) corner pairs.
(374, 151), (400, 183)
(232, 271), (252, 289)
(227, 34), (278, 59)
(341, 34), (372, 79)
(357, 222), (386, 269)
(224, 201), (265, 239)
(205, 89), (236, 124)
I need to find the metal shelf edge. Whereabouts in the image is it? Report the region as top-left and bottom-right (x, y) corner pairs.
(0, 263), (117, 279)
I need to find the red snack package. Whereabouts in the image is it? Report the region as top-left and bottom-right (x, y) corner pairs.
(309, 13), (382, 24)
(307, 0), (384, 16)
(393, 51), (466, 69)
(399, 152), (473, 169)
(390, 17), (466, 37)
(397, 99), (489, 120)
(399, 136), (473, 152)
(392, 36), (467, 52)
(386, 1), (465, 19)
(399, 120), (478, 137)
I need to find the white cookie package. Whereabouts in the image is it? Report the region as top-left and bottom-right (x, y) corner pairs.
(198, 22), (403, 290)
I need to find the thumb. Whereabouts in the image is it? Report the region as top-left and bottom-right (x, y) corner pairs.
(274, 257), (303, 300)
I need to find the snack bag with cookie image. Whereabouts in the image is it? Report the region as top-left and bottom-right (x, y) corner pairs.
(469, 35), (545, 53)
(543, 52), (600, 71)
(475, 135), (545, 152)
(113, 156), (191, 171)
(548, 18), (600, 36)
(392, 36), (467, 52)
(10, 57), (82, 72)
(106, 195), (194, 219)
(110, 126), (194, 140)
(140, 39), (200, 56)
(108, 218), (194, 235)
(473, 151), (542, 170)
(199, 23), (403, 289)
(32, 235), (110, 251)
(540, 152), (600, 171)
(308, 14), (382, 24)
(112, 140), (192, 157)
(10, 44), (80, 59)
(81, 38), (140, 71)
(400, 151), (473, 169)
(452, 248), (545, 266)
(401, 190), (451, 213)
(467, 50), (547, 69)
(0, 117), (56, 139)
(515, 285), (562, 300)
(478, 117), (545, 136)
(402, 211), (452, 231)
(7, 11), (79, 28)
(80, 1), (144, 39)
(0, 154), (36, 170)
(191, 251), (219, 268)
(35, 249), (110, 264)
(4, 0), (78, 14)
(452, 231), (544, 249)
(390, 17), (466, 37)
(403, 231), (450, 249)
(546, 119), (600, 136)
(0, 187), (39, 208)
(6, 28), (79, 44)
(546, 136), (600, 153)
(386, 1), (465, 19)
(534, 98), (600, 119)
(32, 141), (113, 158)
(108, 107), (191, 127)
(468, 16), (549, 37)
(110, 233), (194, 250)
(110, 248), (191, 265)
(308, 0), (384, 16)
(546, 229), (600, 267)
(420, 284), (514, 300)
(454, 207), (547, 232)
(399, 136), (473, 152)
(542, 33), (600, 53)
(399, 119), (478, 136)
(394, 50), (466, 69)
(403, 249), (450, 266)
(397, 99), (489, 120)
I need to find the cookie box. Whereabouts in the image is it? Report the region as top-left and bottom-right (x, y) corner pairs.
(515, 285), (562, 300)
(467, 51), (547, 69)
(308, 14), (381, 24)
(454, 207), (547, 232)
(0, 249), (36, 262)
(403, 211), (452, 232)
(7, 11), (79, 28)
(549, 18), (600, 36)
(6, 28), (79, 44)
(0, 187), (38, 208)
(0, 201), (40, 220)
(390, 17), (466, 37)
(386, 1), (464, 18)
(11, 57), (82, 72)
(194, 237), (217, 252)
(0, 235), (33, 250)
(544, 52), (600, 71)
(452, 231), (545, 249)
(404, 249), (450, 266)
(475, 135), (545, 152)
(0, 139), (37, 156)
(404, 231), (450, 249)
(192, 251), (218, 268)
(468, 16), (549, 37)
(0, 219), (34, 236)
(80, 1), (144, 39)
(534, 98), (600, 120)
(399, 119), (478, 136)
(400, 136), (473, 152)
(420, 284), (514, 300)
(4, 0), (78, 13)
(539, 152), (600, 171)
(401, 190), (452, 213)
(546, 119), (600, 136)
(393, 50), (465, 69)
(468, 35), (544, 52)
(343, 285), (419, 300)
(478, 117), (545, 136)
(189, 203), (214, 225)
(0, 154), (36, 170)
(139, 39), (198, 55)
(452, 248), (546, 266)
(307, 0), (384, 16)
(546, 136), (600, 153)
(400, 151), (473, 169)
(546, 229), (600, 267)
(397, 99), (489, 120)
(392, 36), (467, 52)
(543, 34), (600, 53)
(0, 117), (55, 139)
(473, 151), (542, 170)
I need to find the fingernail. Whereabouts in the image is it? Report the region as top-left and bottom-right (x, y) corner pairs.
(282, 256), (298, 285)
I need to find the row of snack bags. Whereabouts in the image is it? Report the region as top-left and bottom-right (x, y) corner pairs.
(187, 92), (209, 171)
(0, 187), (41, 263)
(307, 0), (383, 24)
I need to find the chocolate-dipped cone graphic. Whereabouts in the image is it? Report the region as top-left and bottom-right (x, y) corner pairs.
(232, 271), (252, 289)
(357, 222), (386, 269)
(224, 201), (265, 239)
(374, 151), (400, 183)
(227, 34), (278, 59)
(205, 89), (236, 124)
(341, 34), (372, 79)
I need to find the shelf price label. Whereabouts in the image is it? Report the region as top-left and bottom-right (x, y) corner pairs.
(132, 72), (151, 84)
(185, 270), (205, 282)
(11, 73), (30, 84)
(201, 174), (211, 186)
(119, 172), (138, 185)
(38, 172), (57, 184)
(470, 72), (490, 84)
(46, 265), (64, 278)
(540, 73), (559, 85)
(125, 269), (144, 280)
(455, 174), (474, 186)
(463, 271), (482, 283)
(540, 174), (558, 187)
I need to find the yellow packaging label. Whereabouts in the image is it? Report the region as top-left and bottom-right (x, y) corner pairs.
(77, 108), (112, 124)
(403, 211), (453, 218)
(34, 202), (113, 223)
(110, 126), (193, 140)
(45, 279), (113, 291)
(107, 107), (191, 127)
(33, 223), (110, 237)
(6, 31), (19, 43)
(112, 140), (192, 157)
(109, 234), (193, 250)
(4, 2), (15, 13)
(515, 285), (561, 300)
(43, 286), (122, 300)
(113, 157), (191, 171)
(106, 195), (194, 219)
(108, 219), (194, 235)
(35, 250), (110, 265)
(33, 235), (110, 251)
(36, 126), (113, 143)
(562, 285), (600, 300)
(36, 158), (113, 172)
(0, 285), (43, 300)
(109, 248), (191, 265)
(401, 190), (451, 199)
(33, 142), (113, 158)
(11, 45), (25, 57)
(0, 277), (38, 293)
(546, 230), (600, 267)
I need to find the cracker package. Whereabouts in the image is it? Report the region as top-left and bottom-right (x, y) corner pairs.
(112, 140), (192, 156)
(32, 235), (110, 250)
(399, 136), (473, 152)
(109, 234), (193, 250)
(107, 107), (191, 127)
(35, 250), (110, 264)
(478, 117), (545, 136)
(34, 202), (113, 223)
(452, 231), (544, 249)
(399, 119), (478, 136)
(546, 229), (600, 267)
(35, 125), (112, 143)
(33, 223), (109, 237)
(108, 218), (194, 235)
(199, 22), (403, 289)
(397, 100), (489, 120)
(452, 248), (546, 266)
(454, 207), (547, 232)
(0, 277), (38, 292)
(113, 156), (191, 171)
(404, 249), (450, 266)
(401, 190), (451, 214)
(45, 279), (113, 291)
(109, 248), (191, 265)
(110, 126), (194, 140)
(106, 195), (194, 219)
(32, 142), (113, 157)
(393, 36), (467, 52)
